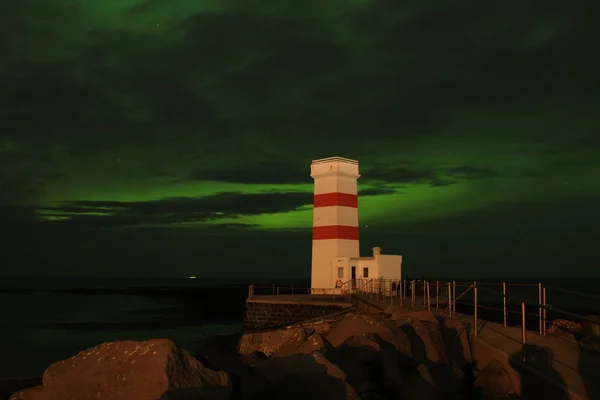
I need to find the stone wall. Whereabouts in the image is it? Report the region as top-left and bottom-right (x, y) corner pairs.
(244, 300), (348, 330)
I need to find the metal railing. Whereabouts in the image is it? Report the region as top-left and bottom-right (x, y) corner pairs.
(247, 281), (353, 303)
(246, 277), (599, 371)
(343, 278), (600, 362)
(247, 279), (600, 351)
(417, 280), (600, 364)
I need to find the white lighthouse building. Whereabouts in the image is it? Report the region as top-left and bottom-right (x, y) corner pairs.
(310, 157), (402, 291)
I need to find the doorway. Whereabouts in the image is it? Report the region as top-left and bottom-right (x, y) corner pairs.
(351, 266), (356, 289)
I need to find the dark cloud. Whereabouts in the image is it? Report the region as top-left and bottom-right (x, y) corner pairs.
(362, 162), (437, 184)
(1, 0), (600, 278)
(428, 178), (456, 187)
(446, 165), (498, 180)
(0, 142), (62, 206)
(39, 184), (400, 230)
(38, 191), (312, 229)
(190, 159), (309, 184)
(358, 186), (399, 196)
(2, 0), (600, 159)
(363, 162), (498, 186)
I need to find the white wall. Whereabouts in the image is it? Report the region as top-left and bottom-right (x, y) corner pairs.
(354, 259), (377, 279)
(312, 240), (359, 288)
(377, 255), (402, 279)
(331, 257), (350, 282)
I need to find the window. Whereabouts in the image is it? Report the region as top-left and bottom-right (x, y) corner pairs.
(363, 267), (369, 278)
(337, 267), (344, 279)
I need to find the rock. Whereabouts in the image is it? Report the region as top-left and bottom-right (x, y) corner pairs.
(0, 378), (41, 400)
(580, 335), (600, 354)
(237, 310), (477, 400)
(252, 352), (360, 399)
(581, 315), (600, 338)
(438, 317), (473, 369)
(397, 318), (447, 364)
(329, 334), (405, 397)
(473, 359), (515, 397)
(10, 339), (231, 400)
(238, 327), (314, 357)
(547, 319), (582, 340)
(274, 332), (331, 357)
(400, 364), (441, 400)
(326, 312), (412, 355)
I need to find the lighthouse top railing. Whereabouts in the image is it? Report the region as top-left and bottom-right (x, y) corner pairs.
(312, 156), (359, 165)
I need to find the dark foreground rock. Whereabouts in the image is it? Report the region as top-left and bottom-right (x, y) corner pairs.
(236, 309), (487, 400)
(9, 339), (231, 400)
(9, 310), (521, 400)
(1, 378), (41, 400)
(473, 359), (516, 398)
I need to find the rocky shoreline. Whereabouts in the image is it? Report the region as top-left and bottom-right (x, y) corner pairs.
(5, 307), (533, 400)
(9, 308), (600, 400)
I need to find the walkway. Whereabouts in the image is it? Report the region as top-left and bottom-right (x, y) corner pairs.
(247, 293), (352, 307)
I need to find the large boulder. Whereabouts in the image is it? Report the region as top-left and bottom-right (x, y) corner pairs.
(437, 317), (473, 369)
(473, 360), (515, 398)
(237, 310), (476, 400)
(396, 317), (447, 364)
(326, 312), (412, 355)
(400, 363), (441, 400)
(547, 319), (582, 340)
(252, 352), (360, 400)
(581, 315), (600, 338)
(273, 331), (332, 357)
(329, 334), (405, 398)
(238, 326), (316, 357)
(577, 316), (600, 354)
(9, 339), (231, 400)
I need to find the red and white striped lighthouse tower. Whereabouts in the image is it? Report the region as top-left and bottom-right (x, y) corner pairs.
(310, 157), (360, 289)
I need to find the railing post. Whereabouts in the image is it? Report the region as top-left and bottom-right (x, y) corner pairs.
(503, 282), (507, 327)
(452, 281), (456, 314)
(542, 287), (547, 336)
(423, 281), (427, 306)
(276, 286), (279, 301)
(474, 281), (478, 338)
(448, 282), (452, 317)
(521, 301), (527, 362)
(427, 281), (431, 310)
(538, 282), (543, 335)
(412, 280), (416, 306)
(436, 280), (439, 309)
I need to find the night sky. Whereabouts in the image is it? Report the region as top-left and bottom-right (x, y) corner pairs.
(1, 1), (599, 279)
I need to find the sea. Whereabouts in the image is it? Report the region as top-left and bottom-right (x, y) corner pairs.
(0, 276), (599, 380)
(0, 276), (303, 380)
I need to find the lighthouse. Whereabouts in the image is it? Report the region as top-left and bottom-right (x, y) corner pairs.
(310, 157), (403, 291)
(310, 157), (361, 289)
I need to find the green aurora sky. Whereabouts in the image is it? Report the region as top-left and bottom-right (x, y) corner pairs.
(1, 0), (599, 278)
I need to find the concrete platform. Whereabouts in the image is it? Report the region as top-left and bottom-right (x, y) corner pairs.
(356, 293), (450, 309)
(248, 294), (352, 307)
